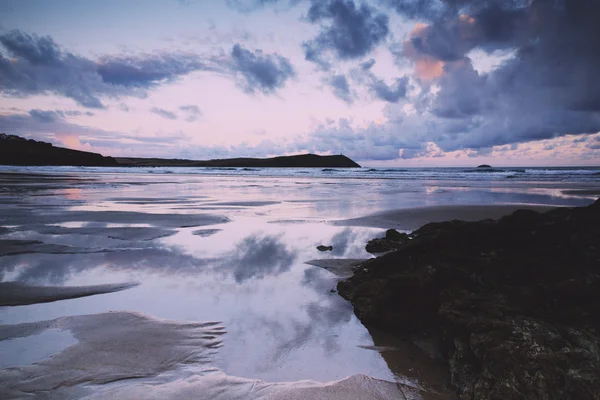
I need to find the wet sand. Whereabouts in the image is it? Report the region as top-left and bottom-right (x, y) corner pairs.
(334, 204), (557, 230)
(2, 170), (595, 399)
(0, 282), (138, 306)
(0, 312), (419, 400)
(562, 189), (600, 196)
(305, 259), (369, 278)
(0, 312), (225, 399)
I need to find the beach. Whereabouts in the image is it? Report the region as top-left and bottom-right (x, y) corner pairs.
(1, 166), (599, 399)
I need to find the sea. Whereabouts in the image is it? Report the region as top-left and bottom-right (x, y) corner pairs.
(0, 165), (598, 399)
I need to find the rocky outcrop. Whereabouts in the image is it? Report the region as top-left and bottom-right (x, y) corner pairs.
(365, 229), (410, 253)
(0, 134), (117, 166)
(316, 245), (333, 251)
(338, 200), (600, 400)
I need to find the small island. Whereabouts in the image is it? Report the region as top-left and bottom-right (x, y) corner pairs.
(0, 134), (361, 168)
(477, 164), (492, 168)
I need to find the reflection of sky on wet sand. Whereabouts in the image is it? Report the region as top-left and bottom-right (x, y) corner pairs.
(0, 170), (596, 392)
(0, 221), (390, 383)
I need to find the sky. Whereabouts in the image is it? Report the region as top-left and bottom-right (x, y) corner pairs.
(1, 0), (600, 166)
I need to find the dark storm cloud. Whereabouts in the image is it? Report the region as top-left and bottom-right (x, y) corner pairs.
(303, 0), (389, 66)
(349, 60), (409, 104)
(28, 109), (63, 122)
(28, 109), (95, 122)
(302, 0), (600, 160)
(329, 74), (353, 103)
(370, 76), (408, 103)
(150, 107), (178, 120)
(230, 43), (295, 94)
(96, 52), (216, 87)
(0, 30), (253, 108)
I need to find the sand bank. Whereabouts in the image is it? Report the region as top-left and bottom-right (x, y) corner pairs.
(0, 210), (229, 229)
(0, 312), (225, 399)
(0, 311), (431, 400)
(305, 259), (370, 278)
(334, 204), (557, 230)
(82, 373), (418, 400)
(0, 282), (139, 306)
(562, 189), (600, 196)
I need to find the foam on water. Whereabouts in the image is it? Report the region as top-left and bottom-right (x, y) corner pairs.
(1, 165), (599, 182)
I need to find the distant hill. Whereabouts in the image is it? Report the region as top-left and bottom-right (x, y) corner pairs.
(0, 134), (117, 166)
(116, 154), (361, 168)
(0, 134), (361, 168)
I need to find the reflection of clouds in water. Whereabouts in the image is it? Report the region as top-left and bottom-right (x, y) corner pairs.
(302, 266), (336, 293)
(226, 234), (297, 283)
(329, 228), (354, 256)
(0, 233), (297, 285)
(247, 266), (355, 363)
(321, 228), (379, 259)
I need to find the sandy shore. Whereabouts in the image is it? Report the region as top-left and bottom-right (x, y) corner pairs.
(334, 204), (557, 230)
(0, 312), (419, 400)
(0, 282), (138, 306)
(562, 189), (600, 196)
(305, 259), (369, 278)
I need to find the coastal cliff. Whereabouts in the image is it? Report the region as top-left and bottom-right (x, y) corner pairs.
(338, 200), (600, 399)
(0, 134), (117, 166)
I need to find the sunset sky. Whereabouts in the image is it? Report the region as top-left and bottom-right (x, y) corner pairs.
(1, 0), (599, 166)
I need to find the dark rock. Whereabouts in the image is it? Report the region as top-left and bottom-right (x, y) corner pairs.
(316, 245), (333, 251)
(477, 164), (492, 168)
(338, 198), (600, 400)
(365, 229), (410, 254)
(385, 228), (406, 241)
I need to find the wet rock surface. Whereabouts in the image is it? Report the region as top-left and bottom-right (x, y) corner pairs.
(365, 229), (410, 254)
(317, 245), (333, 251)
(338, 199), (600, 400)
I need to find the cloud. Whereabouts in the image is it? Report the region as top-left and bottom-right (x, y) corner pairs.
(336, 0), (600, 159)
(149, 107), (178, 120)
(303, 0), (389, 67)
(348, 60), (408, 103)
(28, 109), (63, 123)
(0, 30), (225, 108)
(179, 104), (202, 122)
(96, 52), (218, 87)
(370, 76), (408, 103)
(0, 112), (190, 157)
(230, 43), (295, 94)
(226, 0), (299, 13)
(328, 74), (353, 103)
(28, 109), (94, 122)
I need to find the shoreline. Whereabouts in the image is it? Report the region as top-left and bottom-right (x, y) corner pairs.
(333, 204), (558, 230)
